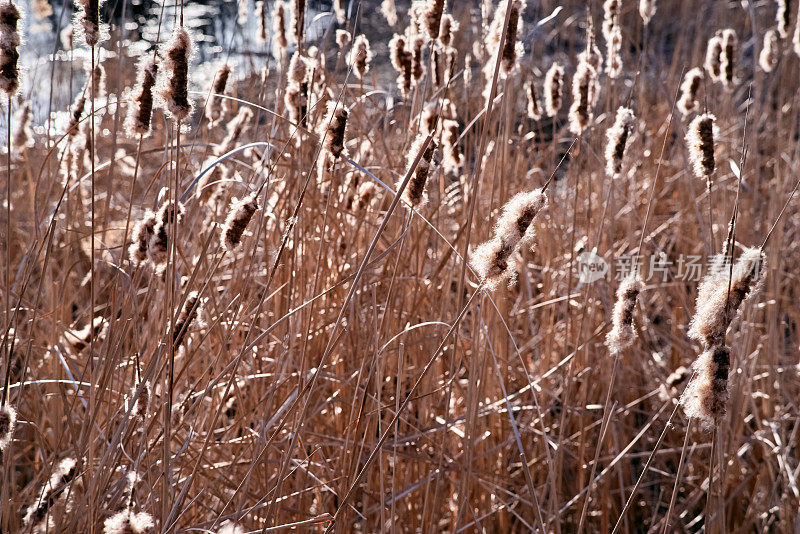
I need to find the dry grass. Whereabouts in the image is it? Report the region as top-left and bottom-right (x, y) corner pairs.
(1, 0), (800, 532)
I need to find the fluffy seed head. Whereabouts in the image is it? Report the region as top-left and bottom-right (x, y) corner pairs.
(544, 62), (564, 117)
(441, 118), (462, 173)
(794, 7), (800, 57)
(686, 113), (716, 182)
(321, 101), (348, 159)
(569, 59), (599, 135)
(148, 199), (185, 268)
(423, 0), (444, 40)
(602, 0), (620, 42)
(677, 67), (703, 116)
(390, 34), (413, 98)
(381, 0), (397, 26)
(129, 210), (157, 265)
(0, 0), (22, 95)
(158, 27), (193, 122)
(205, 63), (231, 127)
(336, 29), (351, 49)
(639, 0), (656, 24)
(126, 58), (158, 137)
(605, 25), (623, 78)
(605, 106), (636, 177)
(103, 509), (155, 534)
(348, 35), (372, 80)
(222, 194), (259, 250)
(273, 1), (288, 54)
(400, 134), (437, 208)
(438, 14), (458, 47)
(292, 0), (305, 45)
(0, 404), (16, 450)
(173, 291), (202, 350)
(683, 344), (731, 427)
(524, 79), (541, 120)
(759, 29), (780, 72)
(76, 0), (103, 46)
(605, 275), (645, 354)
(704, 32), (723, 81)
(720, 28), (737, 89)
(776, 0), (790, 39)
(12, 99), (34, 151)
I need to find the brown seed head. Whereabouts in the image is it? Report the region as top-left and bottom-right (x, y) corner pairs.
(126, 58), (159, 137)
(158, 27), (193, 122)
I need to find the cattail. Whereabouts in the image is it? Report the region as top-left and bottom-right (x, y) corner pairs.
(0, 0), (21, 95)
(206, 63), (231, 127)
(333, 0), (345, 23)
(321, 101), (348, 159)
(348, 35), (372, 81)
(441, 119), (462, 173)
(390, 34), (413, 98)
(605, 25), (623, 78)
(688, 247), (765, 348)
(12, 100), (33, 151)
(639, 0), (656, 24)
(431, 45), (444, 88)
(125, 58), (158, 137)
(129, 210), (157, 265)
(64, 316), (106, 352)
(149, 198), (185, 268)
(255, 1), (267, 42)
(677, 67), (703, 116)
(471, 190), (548, 289)
(76, 0), (103, 46)
(158, 27), (193, 122)
(439, 13), (457, 47)
(381, 0), (397, 26)
(67, 93), (86, 138)
(569, 60), (598, 135)
(400, 134), (437, 208)
(683, 344), (731, 426)
(23, 458), (78, 528)
(501, 0), (525, 75)
(759, 29), (780, 72)
(423, 0), (445, 40)
(605, 274), (645, 354)
(686, 113), (716, 188)
(103, 508), (154, 534)
(794, 8), (800, 57)
(543, 62), (563, 117)
(420, 102), (439, 135)
(336, 29), (351, 49)
(273, 1), (288, 55)
(220, 107), (253, 150)
(602, 0), (620, 42)
(411, 35), (425, 84)
(0, 403), (16, 450)
(127, 379), (151, 419)
(704, 31), (723, 82)
(292, 0), (305, 45)
(578, 18), (603, 74)
(86, 62), (105, 100)
(776, 0), (790, 39)
(284, 81), (307, 126)
(525, 78), (541, 120)
(222, 193), (259, 250)
(605, 106), (635, 177)
(720, 28), (737, 89)
(666, 365), (691, 389)
(288, 51), (308, 85)
(444, 45), (457, 83)
(483, 0), (525, 81)
(173, 291), (202, 350)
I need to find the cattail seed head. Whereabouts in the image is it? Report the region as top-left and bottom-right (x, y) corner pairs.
(438, 14), (457, 47)
(381, 0), (397, 26)
(666, 365), (691, 389)
(103, 509), (155, 534)
(0, 403), (16, 450)
(677, 67), (703, 116)
(525, 78), (541, 120)
(683, 344), (731, 426)
(148, 199), (185, 268)
(776, 0), (790, 39)
(605, 25), (623, 78)
(794, 7), (800, 57)
(688, 247), (766, 348)
(273, 1), (288, 55)
(605, 275), (645, 354)
(65, 316), (107, 352)
(255, 1), (267, 42)
(400, 134), (437, 208)
(321, 101), (348, 159)
(222, 194), (259, 250)
(336, 29), (351, 49)
(544, 62), (564, 117)
(602, 0), (620, 42)
(423, 0), (444, 40)
(292, 0), (305, 45)
(686, 113), (716, 184)
(129, 210), (157, 265)
(23, 458), (78, 528)
(441, 118), (462, 173)
(639, 0), (656, 24)
(173, 291), (202, 350)
(127, 379), (151, 419)
(390, 34), (413, 98)
(158, 27), (193, 122)
(605, 106), (635, 177)
(67, 93), (86, 138)
(348, 34), (372, 80)
(76, 0), (103, 46)
(12, 99), (33, 151)
(288, 51), (308, 84)
(569, 59), (599, 135)
(704, 31), (723, 82)
(206, 63), (231, 127)
(759, 29), (780, 72)
(471, 190), (548, 289)
(126, 58), (158, 137)
(220, 107), (253, 151)
(0, 0), (22, 95)
(411, 35), (425, 84)
(720, 28), (737, 89)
